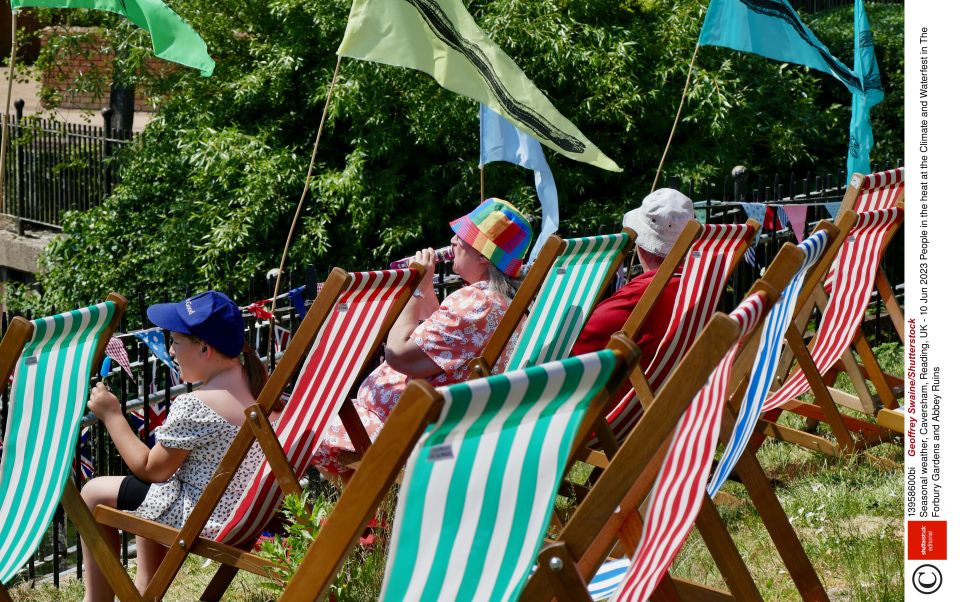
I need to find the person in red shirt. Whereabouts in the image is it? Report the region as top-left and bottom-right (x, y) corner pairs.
(572, 188), (695, 368)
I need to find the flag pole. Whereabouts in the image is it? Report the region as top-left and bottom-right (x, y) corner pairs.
(0, 11), (18, 212)
(651, 42), (700, 193)
(268, 55), (342, 349)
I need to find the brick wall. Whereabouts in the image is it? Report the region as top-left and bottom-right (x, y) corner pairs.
(40, 27), (169, 112)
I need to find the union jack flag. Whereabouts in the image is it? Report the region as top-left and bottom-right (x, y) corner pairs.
(129, 400), (169, 446)
(274, 326), (291, 353)
(73, 427), (95, 481)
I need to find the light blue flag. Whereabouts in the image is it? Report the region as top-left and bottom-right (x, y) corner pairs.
(699, 0), (862, 95)
(846, 0), (884, 179)
(824, 201), (841, 219)
(480, 103), (559, 259)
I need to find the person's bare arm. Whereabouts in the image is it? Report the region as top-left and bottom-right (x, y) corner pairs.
(89, 382), (189, 482)
(385, 248), (443, 377)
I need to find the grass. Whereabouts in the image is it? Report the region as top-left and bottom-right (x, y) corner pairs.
(10, 345), (904, 602)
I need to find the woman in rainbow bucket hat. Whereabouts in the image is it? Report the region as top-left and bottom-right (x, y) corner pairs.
(314, 198), (532, 478)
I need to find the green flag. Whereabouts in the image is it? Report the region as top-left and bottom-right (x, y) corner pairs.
(338, 0), (620, 172)
(12, 0), (215, 76)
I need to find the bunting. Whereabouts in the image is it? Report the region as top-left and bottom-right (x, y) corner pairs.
(782, 204), (809, 242)
(105, 336), (135, 379)
(133, 329), (179, 379)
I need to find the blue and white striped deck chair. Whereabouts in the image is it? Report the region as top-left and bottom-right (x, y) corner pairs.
(279, 341), (640, 602)
(587, 558), (630, 601)
(0, 296), (140, 601)
(706, 229), (830, 496)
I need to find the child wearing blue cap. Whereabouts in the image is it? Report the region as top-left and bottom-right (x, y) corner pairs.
(79, 291), (268, 601)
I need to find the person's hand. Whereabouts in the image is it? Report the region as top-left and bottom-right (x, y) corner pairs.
(88, 382), (121, 419)
(414, 247), (437, 296)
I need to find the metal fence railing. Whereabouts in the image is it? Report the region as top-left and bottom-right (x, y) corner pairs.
(1, 99), (136, 233)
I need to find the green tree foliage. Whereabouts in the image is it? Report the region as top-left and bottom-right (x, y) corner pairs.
(34, 0), (904, 310)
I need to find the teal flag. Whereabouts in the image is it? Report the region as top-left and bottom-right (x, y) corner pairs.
(699, 0), (861, 94)
(12, 0), (215, 76)
(846, 0), (884, 178)
(699, 0), (884, 181)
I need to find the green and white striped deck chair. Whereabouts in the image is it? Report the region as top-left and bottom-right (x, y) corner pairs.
(471, 232), (634, 379)
(0, 295), (140, 602)
(280, 340), (641, 602)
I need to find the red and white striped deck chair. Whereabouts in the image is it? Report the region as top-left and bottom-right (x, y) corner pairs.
(94, 267), (422, 601)
(829, 168), (904, 341)
(523, 286), (829, 602)
(761, 206), (905, 452)
(603, 221), (758, 443)
(611, 293), (769, 601)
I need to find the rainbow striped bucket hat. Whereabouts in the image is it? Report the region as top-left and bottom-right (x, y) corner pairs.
(450, 198), (532, 278)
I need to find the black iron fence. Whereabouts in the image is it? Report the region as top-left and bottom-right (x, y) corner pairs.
(1, 99), (135, 233)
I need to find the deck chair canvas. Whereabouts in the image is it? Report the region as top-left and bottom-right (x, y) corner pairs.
(280, 342), (642, 602)
(552, 243), (829, 602)
(759, 206), (905, 453)
(524, 283), (829, 602)
(93, 268), (422, 601)
(0, 295), (139, 602)
(833, 168), (905, 341)
(470, 231), (634, 378)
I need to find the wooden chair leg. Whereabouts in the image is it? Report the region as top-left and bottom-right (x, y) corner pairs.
(200, 564), (241, 601)
(0, 584), (14, 602)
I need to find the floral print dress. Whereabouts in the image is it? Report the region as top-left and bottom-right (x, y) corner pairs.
(131, 393), (264, 538)
(313, 280), (517, 474)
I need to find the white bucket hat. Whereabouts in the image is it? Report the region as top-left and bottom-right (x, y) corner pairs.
(622, 188), (695, 257)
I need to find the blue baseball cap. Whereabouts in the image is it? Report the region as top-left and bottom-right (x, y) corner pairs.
(146, 291), (245, 357)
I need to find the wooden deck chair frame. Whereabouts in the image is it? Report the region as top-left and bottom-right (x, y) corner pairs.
(94, 267), (422, 601)
(544, 245), (829, 602)
(278, 335), (644, 602)
(520, 302), (768, 602)
(469, 230), (634, 379)
(759, 205), (905, 455)
(0, 294), (140, 602)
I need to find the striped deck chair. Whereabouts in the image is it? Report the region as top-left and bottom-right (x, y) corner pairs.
(537, 246), (830, 602)
(832, 168), (905, 341)
(521, 291), (778, 602)
(610, 293), (772, 602)
(93, 268), (421, 601)
(280, 340), (642, 602)
(761, 206), (905, 452)
(0, 296), (139, 602)
(471, 231), (634, 379)
(604, 220), (759, 443)
(707, 227), (833, 494)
